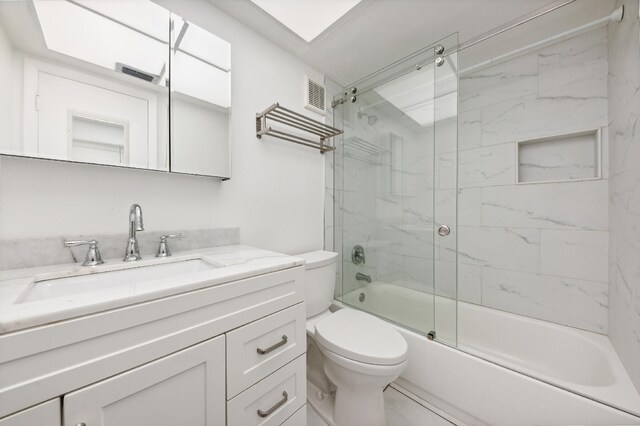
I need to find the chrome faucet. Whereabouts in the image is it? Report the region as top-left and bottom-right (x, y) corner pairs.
(124, 204), (144, 261)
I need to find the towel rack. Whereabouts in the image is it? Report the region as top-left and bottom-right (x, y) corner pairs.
(256, 103), (342, 153)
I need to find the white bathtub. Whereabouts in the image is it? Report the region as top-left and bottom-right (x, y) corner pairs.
(341, 283), (640, 424)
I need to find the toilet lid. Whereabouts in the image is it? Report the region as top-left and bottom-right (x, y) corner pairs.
(314, 309), (408, 366)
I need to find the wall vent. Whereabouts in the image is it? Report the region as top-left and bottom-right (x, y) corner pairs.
(304, 76), (326, 115)
(116, 62), (160, 84)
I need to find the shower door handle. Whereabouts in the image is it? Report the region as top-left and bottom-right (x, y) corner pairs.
(437, 225), (451, 236)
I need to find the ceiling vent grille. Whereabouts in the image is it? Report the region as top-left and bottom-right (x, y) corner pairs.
(305, 76), (326, 115)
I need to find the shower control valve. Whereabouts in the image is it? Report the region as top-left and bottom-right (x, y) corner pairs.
(352, 244), (366, 265)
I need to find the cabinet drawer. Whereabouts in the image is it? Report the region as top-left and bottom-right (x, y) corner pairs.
(227, 303), (306, 397)
(227, 355), (306, 426)
(0, 399), (60, 426)
(281, 405), (306, 426)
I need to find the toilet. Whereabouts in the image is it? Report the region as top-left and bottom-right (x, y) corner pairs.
(297, 251), (408, 426)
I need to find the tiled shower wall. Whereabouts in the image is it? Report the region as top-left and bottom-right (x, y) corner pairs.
(608, 0), (640, 392)
(457, 27), (610, 333)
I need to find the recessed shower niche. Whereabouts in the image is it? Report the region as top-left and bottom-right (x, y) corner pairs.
(516, 129), (601, 184)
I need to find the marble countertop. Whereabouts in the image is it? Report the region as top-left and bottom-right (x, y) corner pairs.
(0, 245), (304, 335)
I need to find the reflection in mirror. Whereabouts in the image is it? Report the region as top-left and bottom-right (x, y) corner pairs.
(170, 15), (231, 178)
(0, 0), (169, 170)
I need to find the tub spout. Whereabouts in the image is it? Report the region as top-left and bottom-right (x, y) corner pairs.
(356, 272), (372, 283)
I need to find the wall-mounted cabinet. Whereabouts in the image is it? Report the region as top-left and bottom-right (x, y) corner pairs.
(0, 0), (231, 179)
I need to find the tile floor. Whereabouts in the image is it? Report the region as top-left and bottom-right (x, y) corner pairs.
(307, 384), (456, 425)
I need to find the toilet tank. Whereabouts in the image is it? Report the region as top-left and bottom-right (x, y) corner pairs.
(296, 251), (338, 318)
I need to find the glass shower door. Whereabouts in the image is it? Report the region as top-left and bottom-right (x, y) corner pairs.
(333, 34), (458, 343)
(336, 67), (437, 333)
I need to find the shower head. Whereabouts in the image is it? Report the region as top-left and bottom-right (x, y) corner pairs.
(357, 111), (378, 125)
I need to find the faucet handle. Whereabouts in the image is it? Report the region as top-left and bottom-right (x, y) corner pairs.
(161, 233), (183, 240)
(65, 240), (104, 266)
(156, 233), (183, 257)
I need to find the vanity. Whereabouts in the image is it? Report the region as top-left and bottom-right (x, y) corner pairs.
(0, 246), (307, 425)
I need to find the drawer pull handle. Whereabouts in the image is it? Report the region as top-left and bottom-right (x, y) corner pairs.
(257, 335), (288, 355)
(257, 390), (288, 418)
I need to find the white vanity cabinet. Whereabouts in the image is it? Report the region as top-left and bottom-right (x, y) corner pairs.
(0, 260), (307, 426)
(64, 336), (226, 426)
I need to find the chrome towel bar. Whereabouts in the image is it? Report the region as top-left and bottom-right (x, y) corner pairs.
(256, 102), (342, 153)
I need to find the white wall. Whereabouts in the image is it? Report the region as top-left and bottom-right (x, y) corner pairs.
(608, 0), (640, 393)
(0, 0), (326, 256)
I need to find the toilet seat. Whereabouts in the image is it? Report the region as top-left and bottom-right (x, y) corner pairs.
(305, 309), (332, 335)
(314, 309), (408, 366)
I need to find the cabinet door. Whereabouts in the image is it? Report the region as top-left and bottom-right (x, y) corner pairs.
(0, 399), (60, 426)
(64, 336), (225, 426)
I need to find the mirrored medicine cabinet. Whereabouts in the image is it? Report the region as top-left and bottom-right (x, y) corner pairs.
(0, 0), (231, 179)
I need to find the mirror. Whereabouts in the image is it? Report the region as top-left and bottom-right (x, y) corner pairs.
(170, 15), (231, 178)
(0, 0), (231, 178)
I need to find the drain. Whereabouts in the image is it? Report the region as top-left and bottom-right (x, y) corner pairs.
(359, 292), (365, 302)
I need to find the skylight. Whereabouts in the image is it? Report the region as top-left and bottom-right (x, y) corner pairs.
(250, 0), (362, 42)
(374, 61), (458, 127)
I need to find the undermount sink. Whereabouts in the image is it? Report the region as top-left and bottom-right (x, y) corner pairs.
(18, 259), (220, 304)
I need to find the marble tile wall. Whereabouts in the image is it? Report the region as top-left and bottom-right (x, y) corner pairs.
(608, 0), (640, 392)
(457, 27), (610, 333)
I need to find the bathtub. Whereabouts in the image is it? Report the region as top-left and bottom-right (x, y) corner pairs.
(341, 282), (640, 424)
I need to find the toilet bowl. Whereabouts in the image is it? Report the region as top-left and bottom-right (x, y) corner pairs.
(297, 251), (408, 426)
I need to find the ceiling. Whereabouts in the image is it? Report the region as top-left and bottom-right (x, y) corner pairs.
(209, 0), (614, 87)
